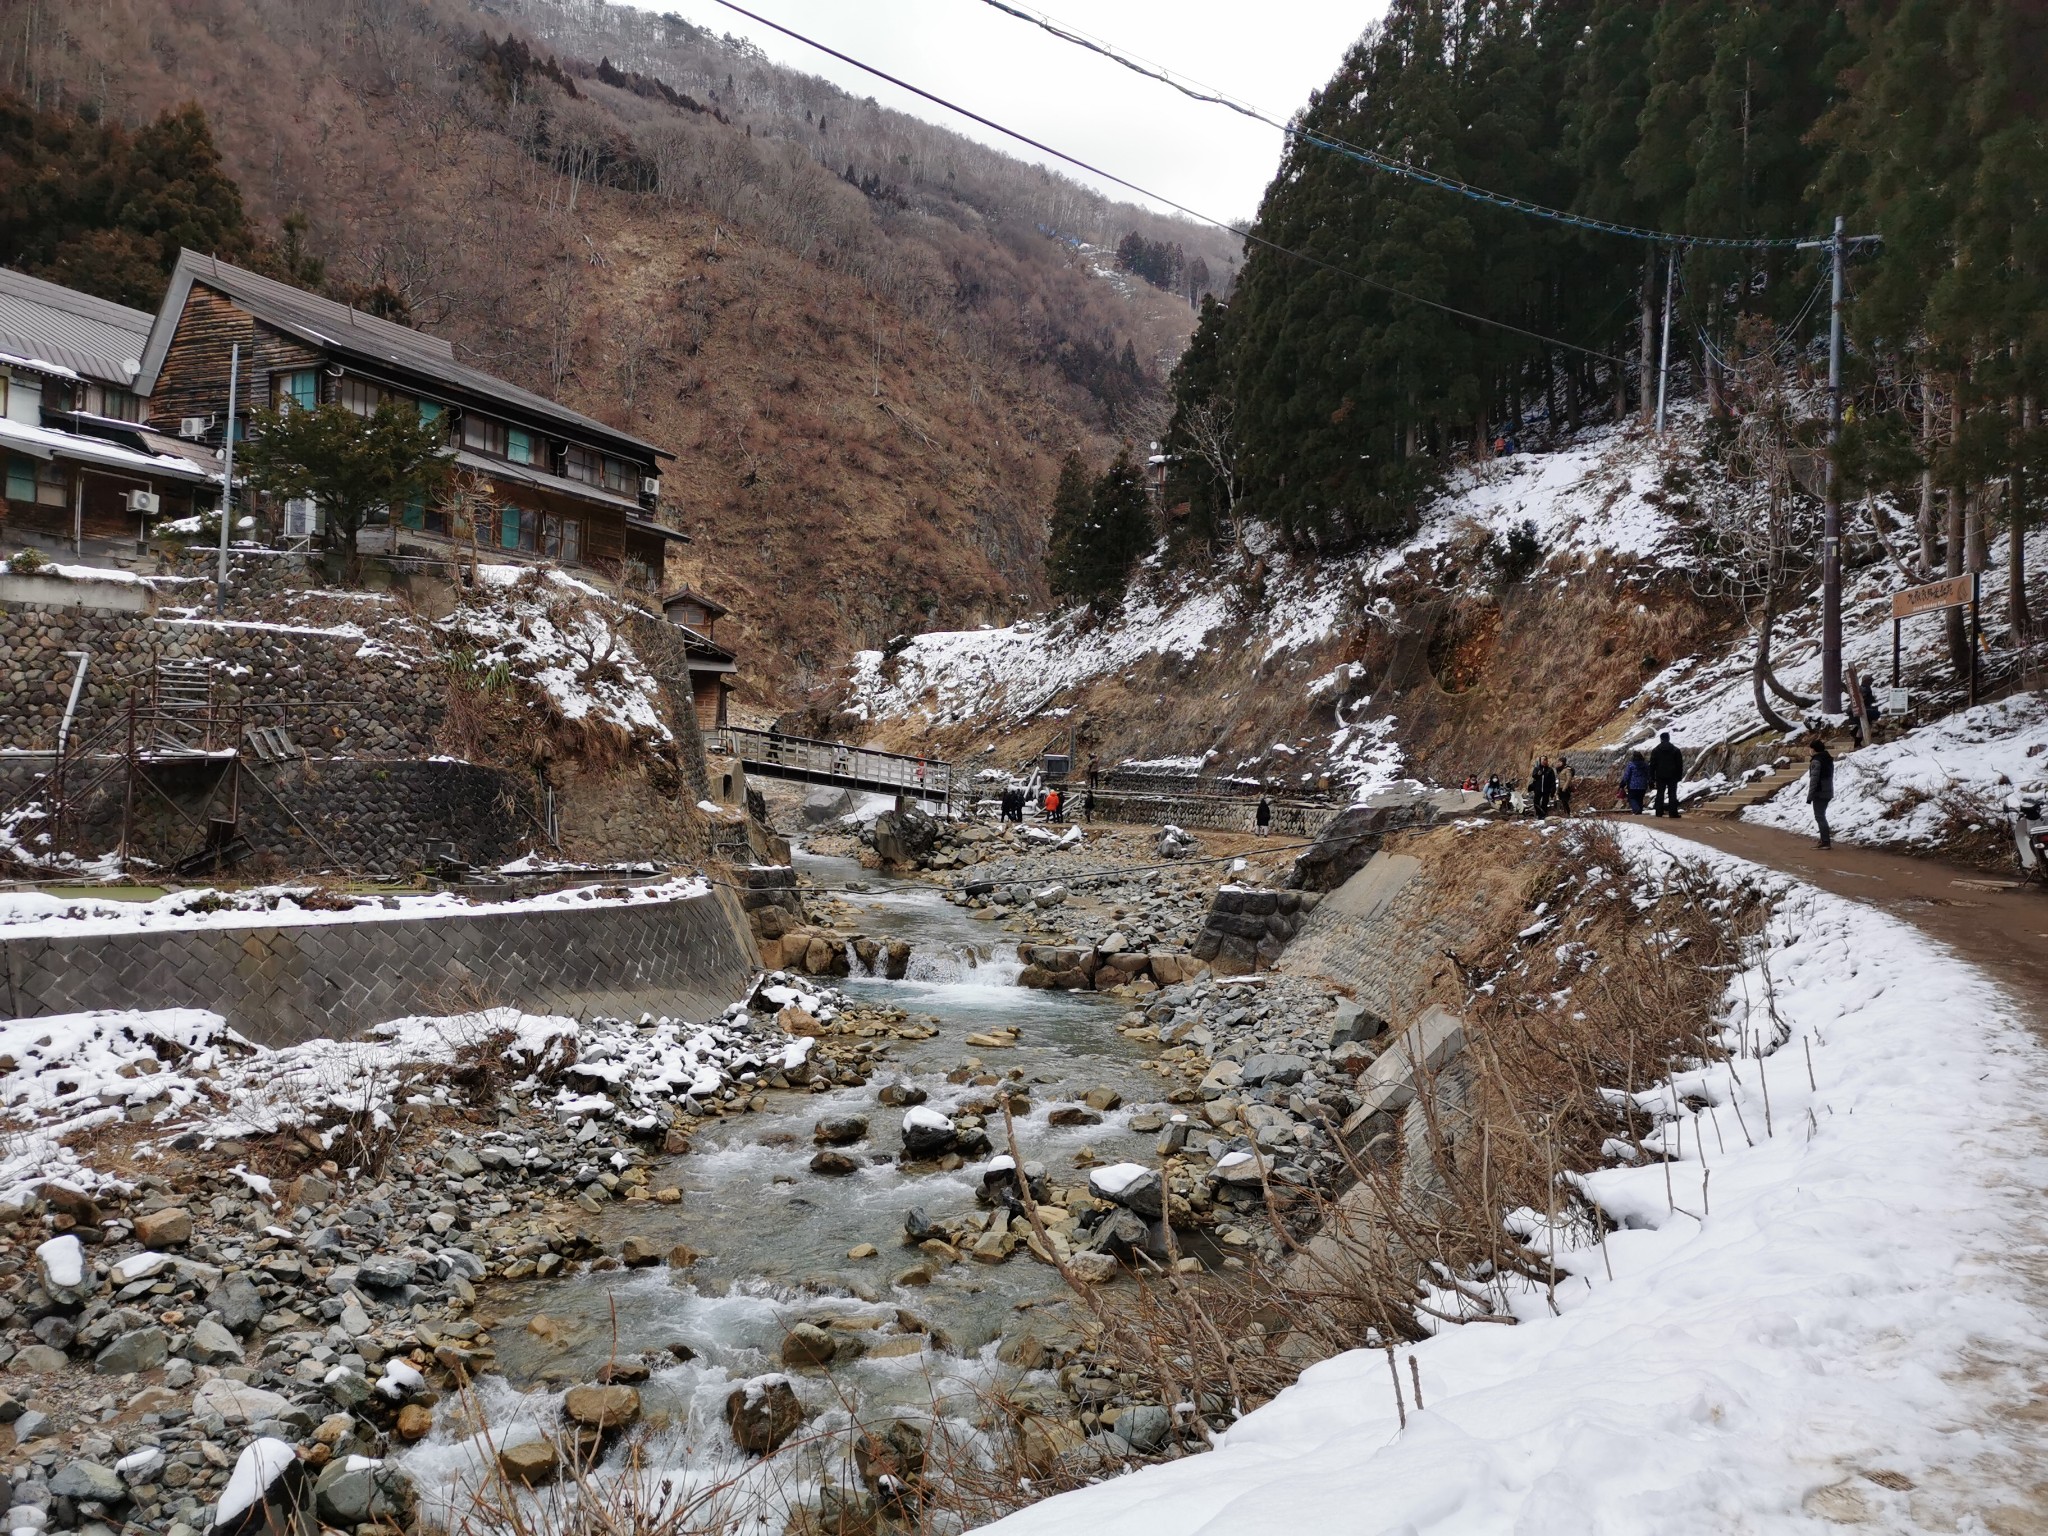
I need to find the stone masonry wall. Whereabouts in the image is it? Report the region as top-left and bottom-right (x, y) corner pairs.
(0, 886), (760, 1048)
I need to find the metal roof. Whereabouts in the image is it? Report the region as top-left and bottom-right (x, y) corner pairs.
(137, 252), (670, 462)
(0, 268), (153, 387)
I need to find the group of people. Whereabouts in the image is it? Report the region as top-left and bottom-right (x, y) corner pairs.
(1616, 732), (1687, 817)
(998, 784), (1096, 824)
(1468, 758), (1576, 817)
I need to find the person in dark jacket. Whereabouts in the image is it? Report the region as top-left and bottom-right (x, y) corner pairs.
(1620, 751), (1651, 815)
(1860, 675), (1881, 720)
(1807, 737), (1835, 849)
(1649, 732), (1684, 818)
(1255, 796), (1272, 835)
(1528, 756), (1558, 817)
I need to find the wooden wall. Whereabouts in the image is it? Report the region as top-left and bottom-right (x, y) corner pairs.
(148, 285), (323, 434)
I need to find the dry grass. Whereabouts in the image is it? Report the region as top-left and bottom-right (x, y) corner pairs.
(1058, 822), (1770, 1421)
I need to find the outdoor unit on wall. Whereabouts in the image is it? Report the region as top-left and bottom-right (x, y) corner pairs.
(283, 498), (322, 538)
(641, 476), (661, 498)
(122, 490), (160, 514)
(178, 416), (212, 439)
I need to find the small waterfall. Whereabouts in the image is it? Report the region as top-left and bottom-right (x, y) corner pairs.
(902, 941), (1021, 986)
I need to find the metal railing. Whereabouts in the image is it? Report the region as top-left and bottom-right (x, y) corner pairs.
(712, 726), (950, 802)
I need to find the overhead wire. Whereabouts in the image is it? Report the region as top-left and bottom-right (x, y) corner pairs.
(705, 0), (1631, 366)
(972, 0), (1880, 253)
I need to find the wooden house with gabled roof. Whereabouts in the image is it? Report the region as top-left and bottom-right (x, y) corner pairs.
(134, 251), (687, 584)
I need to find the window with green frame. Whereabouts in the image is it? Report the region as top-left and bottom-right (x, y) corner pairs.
(418, 400), (444, 433)
(276, 370), (318, 411)
(5, 454), (35, 503)
(400, 493), (426, 530)
(499, 504), (538, 552)
(507, 427), (537, 466)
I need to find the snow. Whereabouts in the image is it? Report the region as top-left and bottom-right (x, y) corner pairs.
(1746, 691), (2048, 851)
(378, 1359), (426, 1400)
(903, 1107), (954, 1134)
(216, 1438), (296, 1525)
(986, 825), (2048, 1536)
(1088, 1162), (1151, 1197)
(0, 874), (708, 941)
(34, 1235), (82, 1289)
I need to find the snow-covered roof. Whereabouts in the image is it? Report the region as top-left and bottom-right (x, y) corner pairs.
(0, 413), (215, 483)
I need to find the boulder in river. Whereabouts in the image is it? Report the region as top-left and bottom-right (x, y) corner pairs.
(498, 1441), (559, 1487)
(810, 1150), (860, 1176)
(814, 1114), (870, 1146)
(781, 1323), (840, 1368)
(726, 1374), (806, 1454)
(563, 1383), (642, 1431)
(1088, 1163), (1165, 1221)
(900, 1107), (957, 1157)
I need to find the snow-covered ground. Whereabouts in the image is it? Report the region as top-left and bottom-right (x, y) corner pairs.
(1744, 691), (2048, 852)
(986, 827), (2048, 1535)
(0, 875), (707, 940)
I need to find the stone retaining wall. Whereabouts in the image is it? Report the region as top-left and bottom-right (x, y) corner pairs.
(0, 885), (759, 1048)
(1085, 791), (1341, 838)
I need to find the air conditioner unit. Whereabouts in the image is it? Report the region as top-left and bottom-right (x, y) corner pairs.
(283, 498), (322, 538)
(178, 416), (213, 439)
(122, 490), (160, 515)
(641, 476), (661, 498)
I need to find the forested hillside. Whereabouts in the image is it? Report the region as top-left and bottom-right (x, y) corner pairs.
(0, 0), (1233, 691)
(1164, 0), (2044, 667)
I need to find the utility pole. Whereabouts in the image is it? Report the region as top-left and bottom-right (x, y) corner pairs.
(215, 343), (240, 613)
(1655, 246), (1676, 437)
(1791, 216), (1848, 714)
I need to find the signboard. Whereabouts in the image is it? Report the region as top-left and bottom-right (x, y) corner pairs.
(1885, 688), (1909, 715)
(1891, 575), (1972, 620)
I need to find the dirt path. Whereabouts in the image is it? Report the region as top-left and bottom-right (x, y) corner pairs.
(1610, 813), (2048, 1026)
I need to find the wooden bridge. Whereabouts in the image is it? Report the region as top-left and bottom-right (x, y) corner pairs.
(712, 727), (950, 805)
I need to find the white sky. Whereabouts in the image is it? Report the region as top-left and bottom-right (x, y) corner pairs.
(640, 0), (1387, 224)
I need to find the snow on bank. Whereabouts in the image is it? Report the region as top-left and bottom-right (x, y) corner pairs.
(848, 428), (1683, 733)
(0, 875), (708, 941)
(987, 827), (2048, 1535)
(1745, 690), (2048, 851)
(0, 994), (816, 1198)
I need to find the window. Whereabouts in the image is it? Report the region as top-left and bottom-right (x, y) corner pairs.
(498, 504), (537, 552)
(276, 370), (318, 412)
(418, 400), (444, 433)
(463, 415), (507, 457)
(563, 445), (600, 486)
(7, 456), (68, 507)
(3, 374), (42, 426)
(542, 513), (581, 563)
(507, 427), (537, 466)
(601, 455), (631, 493)
(337, 376), (383, 416)
(79, 383), (141, 421)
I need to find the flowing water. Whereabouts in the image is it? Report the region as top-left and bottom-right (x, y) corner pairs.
(402, 850), (1168, 1522)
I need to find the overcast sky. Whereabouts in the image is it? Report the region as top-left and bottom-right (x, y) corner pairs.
(638, 0), (1386, 225)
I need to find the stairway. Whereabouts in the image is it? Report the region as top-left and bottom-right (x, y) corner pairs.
(1700, 735), (1850, 819)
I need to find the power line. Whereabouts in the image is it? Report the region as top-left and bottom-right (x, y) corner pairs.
(705, 0), (1630, 366)
(974, 0), (1879, 254)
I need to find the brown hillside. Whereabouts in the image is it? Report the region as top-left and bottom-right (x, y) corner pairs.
(0, 0), (1230, 702)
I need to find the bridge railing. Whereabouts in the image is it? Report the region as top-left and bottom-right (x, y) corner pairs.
(713, 727), (950, 799)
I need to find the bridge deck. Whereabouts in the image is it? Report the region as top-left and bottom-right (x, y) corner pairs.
(713, 727), (950, 803)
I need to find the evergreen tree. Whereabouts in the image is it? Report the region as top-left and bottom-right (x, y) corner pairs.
(1044, 450), (1093, 597)
(1047, 450), (1153, 605)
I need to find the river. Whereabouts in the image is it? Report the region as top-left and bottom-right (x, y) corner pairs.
(400, 848), (1169, 1525)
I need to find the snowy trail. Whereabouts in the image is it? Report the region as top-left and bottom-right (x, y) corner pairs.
(983, 828), (2048, 1535)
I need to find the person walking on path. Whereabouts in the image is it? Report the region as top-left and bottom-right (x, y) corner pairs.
(1256, 796), (1272, 836)
(1529, 757), (1558, 818)
(1807, 737), (1835, 849)
(1649, 731), (1685, 818)
(1620, 751), (1651, 815)
(1083, 787), (1096, 823)
(1556, 759), (1575, 816)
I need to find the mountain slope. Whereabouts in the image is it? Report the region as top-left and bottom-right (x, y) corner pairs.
(0, 0), (1234, 693)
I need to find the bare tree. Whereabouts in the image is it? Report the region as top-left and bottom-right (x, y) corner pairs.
(1690, 317), (1824, 733)
(1180, 398), (1247, 557)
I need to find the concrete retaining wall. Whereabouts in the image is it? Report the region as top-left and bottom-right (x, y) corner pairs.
(0, 886), (759, 1047)
(1086, 791), (1341, 837)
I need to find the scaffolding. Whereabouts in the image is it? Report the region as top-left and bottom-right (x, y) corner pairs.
(3, 659), (250, 877)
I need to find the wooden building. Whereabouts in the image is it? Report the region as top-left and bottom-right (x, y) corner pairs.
(659, 585), (738, 728)
(0, 269), (218, 558)
(134, 252), (685, 584)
